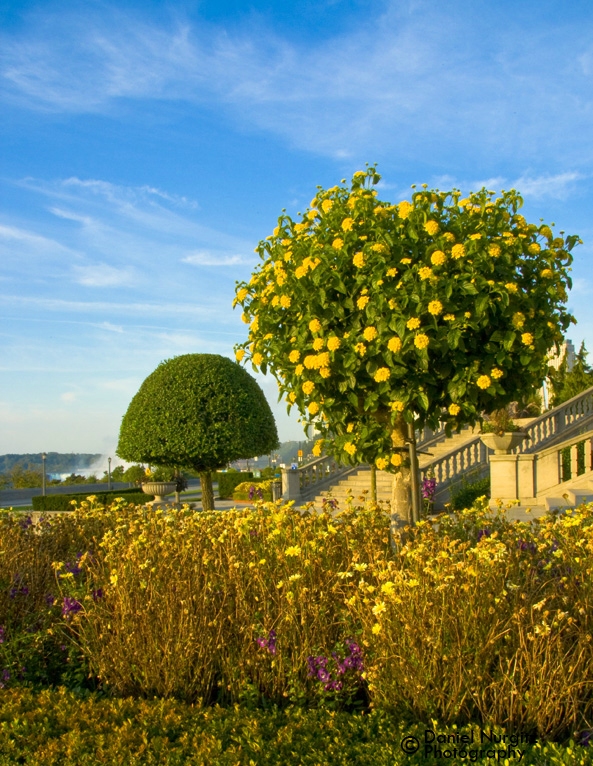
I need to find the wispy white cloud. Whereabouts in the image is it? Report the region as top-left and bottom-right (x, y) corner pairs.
(0, 294), (218, 317)
(3, 2), (593, 165)
(182, 250), (244, 266)
(73, 263), (134, 287)
(511, 172), (585, 199)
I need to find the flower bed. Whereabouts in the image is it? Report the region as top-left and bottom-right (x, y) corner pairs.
(1, 496), (593, 749)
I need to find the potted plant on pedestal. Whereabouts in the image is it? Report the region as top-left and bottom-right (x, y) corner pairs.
(141, 466), (187, 503)
(479, 408), (527, 454)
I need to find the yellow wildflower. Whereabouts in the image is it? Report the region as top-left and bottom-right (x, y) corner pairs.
(528, 243), (541, 254)
(372, 601), (386, 616)
(241, 313), (249, 324)
(372, 623), (382, 635)
(237, 287), (249, 302)
(288, 392), (296, 402)
(308, 402), (320, 415)
(390, 453), (402, 467)
(342, 217), (354, 232)
(313, 338), (325, 351)
(388, 337), (402, 353)
(428, 300), (443, 316)
(289, 350), (300, 363)
(491, 368), (503, 379)
(477, 375), (491, 389)
(469, 233), (482, 240)
(419, 266), (433, 280)
(363, 326), (377, 342)
(332, 238), (344, 249)
(451, 244), (466, 259)
(320, 367), (331, 378)
(521, 332), (534, 345)
(443, 232), (455, 242)
(295, 364), (304, 376)
(295, 266), (306, 279)
(371, 243), (387, 253)
(308, 209), (318, 220)
(401, 258), (412, 265)
(344, 442), (357, 456)
(512, 312), (525, 329)
(506, 282), (518, 293)
(375, 457), (388, 470)
(355, 343), (367, 355)
(541, 268), (553, 278)
(309, 318), (322, 333)
(346, 423), (354, 433)
(312, 440), (323, 456)
(431, 250), (446, 266)
(280, 295), (291, 308)
(235, 349), (245, 362)
(443, 314), (455, 321)
(424, 220), (439, 236)
(459, 198), (470, 207)
(398, 200), (413, 219)
(321, 199), (333, 213)
(386, 267), (398, 277)
(285, 546), (301, 557)
(353, 251), (365, 268)
(414, 333), (429, 349)
(357, 295), (370, 310)
(449, 403), (461, 416)
(489, 244), (501, 257)
(391, 400), (405, 412)
(374, 367), (390, 382)
(407, 317), (421, 330)
(302, 381), (315, 395)
(252, 353), (263, 366)
(304, 355), (317, 369)
(327, 336), (341, 351)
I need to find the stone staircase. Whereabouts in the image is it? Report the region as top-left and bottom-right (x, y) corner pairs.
(309, 426), (479, 507)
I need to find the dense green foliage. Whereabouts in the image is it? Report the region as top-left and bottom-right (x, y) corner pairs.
(450, 474), (491, 510)
(31, 489), (151, 511)
(234, 168), (579, 471)
(549, 341), (593, 406)
(216, 470), (255, 499)
(117, 354), (279, 473)
(0, 689), (589, 765)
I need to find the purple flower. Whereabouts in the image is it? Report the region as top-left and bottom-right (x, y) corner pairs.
(0, 669), (10, 688)
(256, 629), (277, 655)
(518, 540), (537, 554)
(18, 515), (33, 530)
(92, 588), (104, 602)
(421, 477), (437, 501)
(45, 593), (55, 606)
(580, 731), (592, 747)
(477, 528), (491, 541)
(62, 597), (82, 618)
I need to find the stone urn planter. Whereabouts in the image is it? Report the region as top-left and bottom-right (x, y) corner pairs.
(141, 481), (177, 502)
(479, 432), (527, 455)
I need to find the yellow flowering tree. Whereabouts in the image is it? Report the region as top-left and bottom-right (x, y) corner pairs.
(234, 168), (578, 520)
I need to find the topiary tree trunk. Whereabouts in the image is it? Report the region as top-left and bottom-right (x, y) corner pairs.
(200, 471), (215, 511)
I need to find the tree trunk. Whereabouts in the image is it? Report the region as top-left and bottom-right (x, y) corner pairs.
(200, 471), (215, 511)
(390, 416), (412, 532)
(370, 464), (377, 504)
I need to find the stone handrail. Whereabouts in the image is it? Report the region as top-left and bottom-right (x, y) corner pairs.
(420, 438), (489, 489)
(522, 386), (593, 452)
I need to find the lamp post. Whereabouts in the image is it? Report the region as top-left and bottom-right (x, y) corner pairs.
(108, 457), (112, 490)
(41, 452), (47, 496)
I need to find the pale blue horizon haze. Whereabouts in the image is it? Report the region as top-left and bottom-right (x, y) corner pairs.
(1, 0), (592, 460)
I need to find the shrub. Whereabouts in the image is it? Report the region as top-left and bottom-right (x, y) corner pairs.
(232, 480), (274, 502)
(216, 471), (254, 499)
(450, 474), (490, 511)
(31, 489), (152, 512)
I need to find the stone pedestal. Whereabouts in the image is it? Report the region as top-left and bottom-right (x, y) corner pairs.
(281, 468), (301, 502)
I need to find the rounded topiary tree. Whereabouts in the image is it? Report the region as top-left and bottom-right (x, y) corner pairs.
(117, 353), (279, 510)
(233, 167), (579, 522)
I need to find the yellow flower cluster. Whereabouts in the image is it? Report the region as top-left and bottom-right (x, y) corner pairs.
(386, 267), (398, 277)
(391, 400), (405, 412)
(443, 314), (455, 321)
(302, 381), (315, 395)
(477, 375), (491, 389)
(280, 295), (291, 308)
(353, 251), (365, 268)
(309, 319), (322, 333)
(327, 336), (341, 351)
(355, 343), (367, 355)
(387, 337), (402, 353)
(505, 283), (518, 293)
(332, 238), (344, 249)
(428, 300), (443, 316)
(512, 312), (525, 329)
(491, 368), (503, 379)
(430, 250), (446, 266)
(344, 442), (357, 456)
(418, 266), (433, 280)
(308, 402), (320, 415)
(424, 220), (439, 236)
(357, 295), (370, 310)
(397, 201), (413, 219)
(489, 244), (501, 257)
(252, 353), (263, 366)
(363, 326), (377, 342)
(414, 333), (429, 349)
(237, 287), (249, 302)
(406, 317), (420, 330)
(342, 217), (354, 232)
(371, 243), (387, 253)
(451, 244), (466, 259)
(528, 243), (541, 254)
(289, 350), (300, 363)
(320, 367), (331, 378)
(375, 457), (388, 470)
(304, 352), (330, 369)
(521, 332), (534, 345)
(391, 454), (402, 467)
(235, 349), (245, 362)
(448, 403), (461, 415)
(401, 258), (412, 265)
(321, 199), (333, 213)
(469, 233), (482, 240)
(312, 338), (324, 351)
(374, 368), (390, 382)
(312, 440), (323, 456)
(541, 268), (553, 278)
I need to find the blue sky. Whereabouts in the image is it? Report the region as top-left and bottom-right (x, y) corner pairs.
(1, 0), (592, 457)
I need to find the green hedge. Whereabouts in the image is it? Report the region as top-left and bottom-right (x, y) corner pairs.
(32, 489), (153, 511)
(0, 688), (585, 766)
(216, 471), (254, 499)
